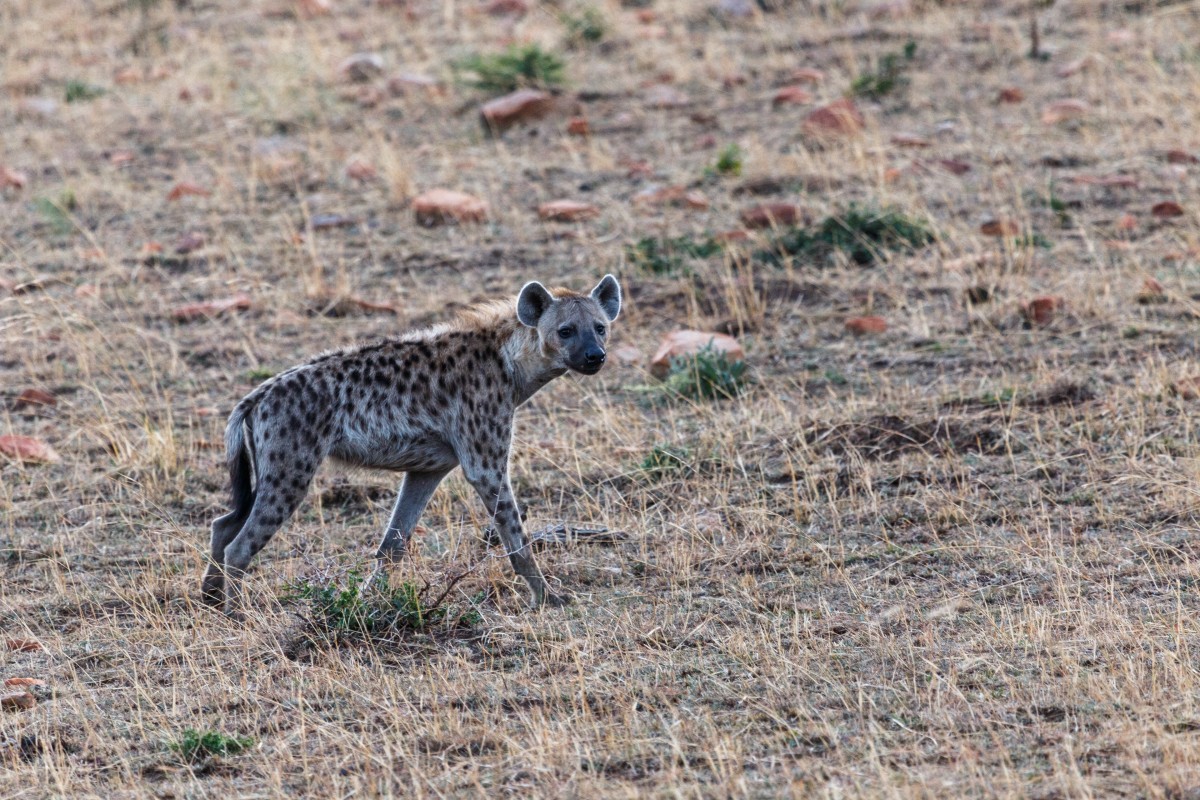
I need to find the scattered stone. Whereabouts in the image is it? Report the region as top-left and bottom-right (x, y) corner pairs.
(171, 294), (253, 323)
(802, 98), (864, 138)
(338, 52), (384, 82)
(890, 133), (931, 148)
(980, 218), (1020, 236)
(684, 191), (709, 210)
(485, 0), (529, 15)
(740, 203), (802, 229)
(633, 184), (685, 206)
(566, 117), (590, 136)
(345, 158), (376, 181)
(0, 166), (28, 189)
(0, 437), (60, 465)
(715, 229), (750, 243)
(1173, 377), (1200, 400)
(167, 181), (210, 202)
(715, 0), (755, 18)
(309, 214), (360, 230)
(844, 316), (887, 335)
(789, 67), (824, 84)
(937, 159), (971, 175)
(1042, 99), (1089, 125)
(1116, 213), (1138, 231)
(997, 86), (1025, 104)
(412, 188), (489, 225)
(1137, 276), (1167, 304)
(386, 72), (439, 96)
(6, 639), (43, 652)
(1022, 296), (1064, 326)
(1152, 201), (1185, 219)
(538, 200), (600, 222)
(3, 678), (46, 688)
(772, 86), (812, 107)
(14, 389), (56, 409)
(481, 89), (554, 133)
(1055, 55), (1095, 78)
(174, 231), (206, 254)
(0, 690), (35, 712)
(1166, 149), (1199, 165)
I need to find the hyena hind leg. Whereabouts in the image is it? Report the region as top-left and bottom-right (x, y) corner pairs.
(200, 510), (249, 607)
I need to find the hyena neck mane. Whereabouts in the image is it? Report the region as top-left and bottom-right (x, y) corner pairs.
(444, 293), (568, 404)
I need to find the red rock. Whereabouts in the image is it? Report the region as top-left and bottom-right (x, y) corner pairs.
(114, 66), (141, 85)
(684, 191), (709, 210)
(633, 184), (686, 206)
(1152, 201), (1185, 219)
(789, 67), (824, 84)
(1107, 29), (1135, 46)
(643, 85), (690, 109)
(1116, 213), (1138, 231)
(386, 72), (439, 96)
(844, 316), (887, 335)
(1022, 296), (1063, 326)
(0, 437), (60, 464)
(296, 0), (332, 17)
(485, 0), (528, 15)
(3, 678), (45, 688)
(481, 89), (554, 133)
(566, 117), (589, 136)
(650, 331), (744, 378)
(338, 52), (384, 82)
(0, 691), (35, 712)
(538, 200), (600, 222)
(890, 133), (930, 148)
(109, 150), (136, 166)
(740, 203), (802, 229)
(14, 389), (56, 409)
(1142, 277), (1165, 295)
(802, 98), (864, 138)
(1174, 377), (1200, 400)
(0, 166), (28, 189)
(344, 158), (376, 181)
(1055, 55), (1095, 78)
(1042, 99), (1089, 125)
(997, 86), (1025, 104)
(6, 639), (43, 652)
(937, 159), (971, 176)
(772, 86), (812, 107)
(171, 294), (253, 323)
(167, 181), (210, 201)
(1166, 149), (1199, 165)
(980, 219), (1020, 236)
(412, 188), (489, 225)
(174, 232), (206, 254)
(715, 229), (749, 243)
(622, 159), (653, 179)
(635, 9), (656, 23)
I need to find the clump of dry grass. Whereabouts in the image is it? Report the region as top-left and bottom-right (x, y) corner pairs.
(3, 0), (1200, 797)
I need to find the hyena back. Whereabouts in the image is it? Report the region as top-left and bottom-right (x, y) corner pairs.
(202, 275), (622, 615)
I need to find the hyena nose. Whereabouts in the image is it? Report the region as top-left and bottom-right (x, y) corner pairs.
(585, 348), (605, 366)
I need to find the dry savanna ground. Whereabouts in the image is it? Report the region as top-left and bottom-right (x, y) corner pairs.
(4, 0), (1200, 796)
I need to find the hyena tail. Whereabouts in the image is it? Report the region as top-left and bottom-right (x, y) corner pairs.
(223, 398), (257, 521)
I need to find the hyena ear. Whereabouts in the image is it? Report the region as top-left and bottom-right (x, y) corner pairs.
(517, 281), (555, 328)
(590, 274), (621, 321)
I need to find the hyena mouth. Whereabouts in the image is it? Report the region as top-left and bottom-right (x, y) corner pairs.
(572, 362), (605, 376)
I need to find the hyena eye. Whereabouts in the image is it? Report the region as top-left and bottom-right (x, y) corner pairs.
(558, 326), (575, 338)
(595, 324), (606, 336)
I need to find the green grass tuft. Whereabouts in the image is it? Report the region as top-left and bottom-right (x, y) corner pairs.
(663, 344), (749, 401)
(627, 235), (722, 275)
(455, 45), (566, 95)
(170, 729), (254, 763)
(850, 41), (917, 99)
(757, 204), (934, 267)
(65, 80), (106, 103)
(639, 445), (692, 479)
(562, 7), (608, 45)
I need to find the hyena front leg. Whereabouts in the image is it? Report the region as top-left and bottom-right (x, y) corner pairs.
(459, 438), (569, 609)
(375, 469), (452, 565)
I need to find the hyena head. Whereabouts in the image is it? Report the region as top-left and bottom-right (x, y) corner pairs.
(517, 275), (622, 375)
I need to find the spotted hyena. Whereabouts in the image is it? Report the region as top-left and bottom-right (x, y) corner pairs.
(201, 275), (622, 616)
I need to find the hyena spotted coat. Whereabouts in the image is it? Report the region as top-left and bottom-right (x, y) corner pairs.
(202, 275), (622, 615)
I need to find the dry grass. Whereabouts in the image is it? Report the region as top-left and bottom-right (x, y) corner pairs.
(4, 0), (1200, 796)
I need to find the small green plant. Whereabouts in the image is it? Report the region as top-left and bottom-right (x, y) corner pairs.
(246, 366), (276, 381)
(33, 191), (77, 235)
(562, 7), (608, 45)
(705, 144), (744, 178)
(627, 235), (721, 275)
(757, 204), (934, 267)
(65, 80), (106, 103)
(850, 41), (917, 99)
(639, 444), (692, 479)
(287, 569), (476, 640)
(455, 45), (566, 94)
(663, 344), (749, 401)
(170, 729), (254, 764)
